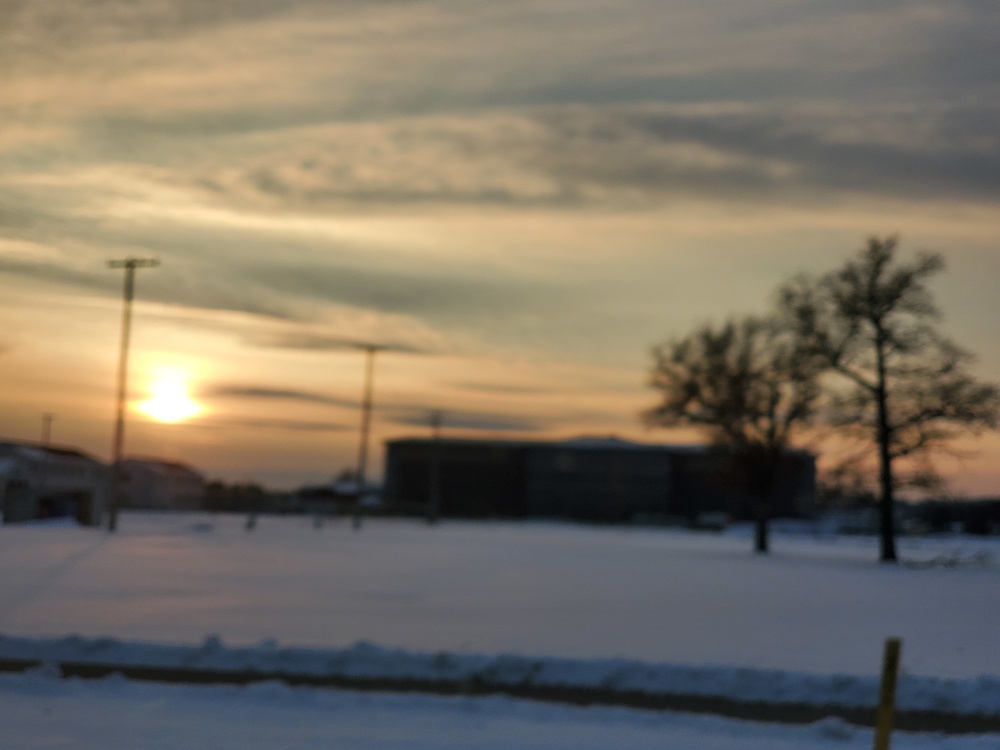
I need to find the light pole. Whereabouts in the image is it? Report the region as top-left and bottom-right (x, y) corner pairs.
(107, 257), (159, 532)
(353, 343), (383, 530)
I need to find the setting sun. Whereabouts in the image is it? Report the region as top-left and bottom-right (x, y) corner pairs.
(139, 377), (201, 423)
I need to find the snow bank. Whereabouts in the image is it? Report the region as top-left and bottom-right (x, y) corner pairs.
(2, 634), (998, 716)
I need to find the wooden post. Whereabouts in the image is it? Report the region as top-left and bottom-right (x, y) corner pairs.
(873, 638), (902, 750)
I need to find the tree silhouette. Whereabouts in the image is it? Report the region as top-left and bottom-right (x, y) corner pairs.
(779, 236), (999, 562)
(644, 317), (821, 553)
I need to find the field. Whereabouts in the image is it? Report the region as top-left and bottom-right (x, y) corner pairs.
(2, 512), (998, 748)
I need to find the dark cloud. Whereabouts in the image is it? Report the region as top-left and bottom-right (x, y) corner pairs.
(0, 257), (111, 293)
(387, 405), (542, 433)
(247, 331), (432, 355)
(239, 261), (554, 320)
(450, 381), (552, 396)
(204, 385), (356, 409)
(161, 100), (1000, 213)
(204, 384), (541, 433)
(140, 268), (301, 323)
(0, 0), (396, 61)
(6, 0), (997, 214)
(0, 252), (300, 322)
(598, 103), (981, 202)
(204, 416), (352, 433)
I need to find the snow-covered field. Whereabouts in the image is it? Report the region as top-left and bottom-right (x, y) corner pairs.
(3, 667), (999, 750)
(2, 512), (999, 748)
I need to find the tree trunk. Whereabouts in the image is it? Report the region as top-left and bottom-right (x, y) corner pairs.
(748, 452), (774, 555)
(754, 503), (769, 554)
(877, 427), (897, 562)
(875, 337), (898, 563)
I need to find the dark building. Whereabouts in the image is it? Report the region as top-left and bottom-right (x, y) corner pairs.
(0, 441), (109, 526)
(383, 437), (815, 524)
(120, 458), (207, 511)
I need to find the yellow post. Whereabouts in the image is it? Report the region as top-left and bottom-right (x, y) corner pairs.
(873, 638), (902, 750)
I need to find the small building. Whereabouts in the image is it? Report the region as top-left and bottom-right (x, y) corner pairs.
(384, 436), (815, 524)
(293, 483), (353, 516)
(0, 441), (109, 526)
(120, 458), (207, 511)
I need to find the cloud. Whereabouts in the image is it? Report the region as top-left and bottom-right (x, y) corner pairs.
(386, 405), (543, 433)
(203, 385), (357, 409)
(246, 331), (433, 355)
(204, 382), (544, 433)
(204, 416), (352, 433)
(450, 381), (553, 396)
(0, 0), (998, 490)
(0, 256), (112, 293)
(237, 256), (559, 322)
(3, 0), (998, 230)
(133, 103), (998, 214)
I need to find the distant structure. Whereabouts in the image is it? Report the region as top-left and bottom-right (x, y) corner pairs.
(0, 440), (109, 525)
(383, 437), (816, 524)
(294, 478), (359, 517)
(120, 458), (207, 511)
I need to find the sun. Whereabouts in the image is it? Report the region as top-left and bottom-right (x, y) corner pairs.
(139, 376), (201, 423)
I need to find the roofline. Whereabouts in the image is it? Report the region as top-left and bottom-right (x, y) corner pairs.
(385, 436), (814, 457)
(0, 439), (105, 464)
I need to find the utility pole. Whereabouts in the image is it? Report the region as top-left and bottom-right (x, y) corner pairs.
(352, 344), (383, 530)
(427, 410), (443, 524)
(107, 257), (159, 532)
(38, 412), (53, 500)
(41, 413), (53, 446)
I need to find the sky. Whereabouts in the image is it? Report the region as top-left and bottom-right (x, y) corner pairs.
(0, 0), (998, 492)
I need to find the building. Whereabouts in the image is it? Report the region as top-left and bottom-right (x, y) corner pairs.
(291, 485), (346, 516)
(120, 458), (207, 511)
(383, 436), (816, 524)
(0, 441), (109, 526)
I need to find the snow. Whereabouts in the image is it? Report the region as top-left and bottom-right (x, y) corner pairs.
(2, 668), (999, 750)
(3, 513), (997, 676)
(1, 512), (999, 746)
(2, 631), (999, 716)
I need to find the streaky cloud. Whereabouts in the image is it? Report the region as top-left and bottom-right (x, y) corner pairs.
(204, 385), (357, 409)
(0, 256), (112, 293)
(247, 330), (436, 355)
(450, 381), (553, 396)
(203, 416), (353, 433)
(387, 405), (543, 433)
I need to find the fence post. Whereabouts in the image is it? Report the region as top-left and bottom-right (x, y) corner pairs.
(873, 637), (902, 750)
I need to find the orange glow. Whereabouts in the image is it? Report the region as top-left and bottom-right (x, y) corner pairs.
(139, 373), (201, 423)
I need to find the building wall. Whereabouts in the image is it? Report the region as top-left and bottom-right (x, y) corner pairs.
(121, 459), (207, 511)
(525, 445), (671, 522)
(384, 438), (816, 524)
(667, 450), (816, 521)
(0, 443), (109, 526)
(384, 440), (528, 518)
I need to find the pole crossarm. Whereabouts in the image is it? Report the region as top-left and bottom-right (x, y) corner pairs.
(108, 258), (160, 270)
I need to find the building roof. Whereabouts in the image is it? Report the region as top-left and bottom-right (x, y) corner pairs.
(386, 435), (814, 457)
(386, 435), (710, 453)
(121, 457), (206, 480)
(0, 440), (105, 464)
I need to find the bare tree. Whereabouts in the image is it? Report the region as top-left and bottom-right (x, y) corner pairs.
(644, 316), (821, 553)
(779, 236), (999, 562)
